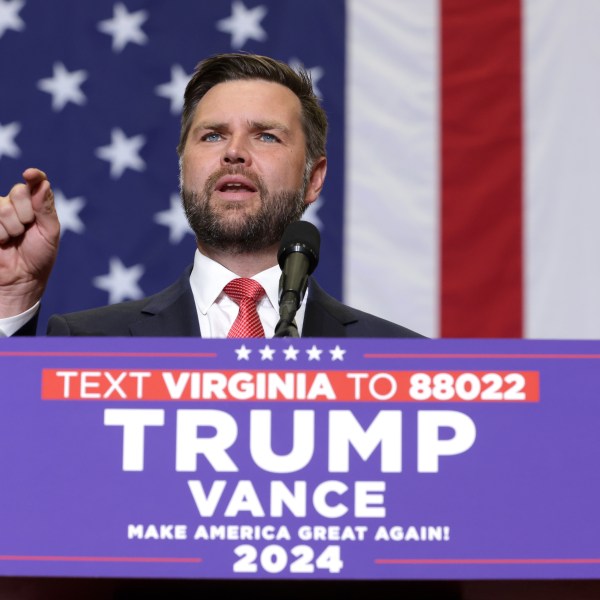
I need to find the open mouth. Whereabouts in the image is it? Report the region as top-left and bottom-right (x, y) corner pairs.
(216, 176), (258, 194)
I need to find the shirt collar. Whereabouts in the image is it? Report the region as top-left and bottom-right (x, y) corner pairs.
(190, 249), (282, 314)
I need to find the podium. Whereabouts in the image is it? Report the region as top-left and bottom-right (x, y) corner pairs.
(1, 337), (600, 596)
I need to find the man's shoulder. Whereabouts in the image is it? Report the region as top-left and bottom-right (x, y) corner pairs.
(305, 279), (425, 338)
(46, 266), (197, 337)
(47, 297), (152, 336)
(342, 304), (426, 338)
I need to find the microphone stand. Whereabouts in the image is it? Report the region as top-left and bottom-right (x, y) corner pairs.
(273, 291), (300, 338)
(274, 320), (299, 338)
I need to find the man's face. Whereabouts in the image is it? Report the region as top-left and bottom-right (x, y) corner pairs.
(180, 79), (324, 253)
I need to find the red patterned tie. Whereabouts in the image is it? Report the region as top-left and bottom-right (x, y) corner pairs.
(224, 278), (266, 338)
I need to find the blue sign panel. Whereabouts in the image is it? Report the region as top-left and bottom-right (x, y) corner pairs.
(0, 337), (598, 580)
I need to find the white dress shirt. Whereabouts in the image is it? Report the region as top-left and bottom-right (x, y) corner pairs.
(190, 249), (307, 338)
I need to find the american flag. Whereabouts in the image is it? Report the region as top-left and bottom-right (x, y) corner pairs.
(0, 0), (346, 333)
(2, 0), (600, 340)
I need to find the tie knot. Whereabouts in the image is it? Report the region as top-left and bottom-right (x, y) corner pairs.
(224, 278), (265, 305)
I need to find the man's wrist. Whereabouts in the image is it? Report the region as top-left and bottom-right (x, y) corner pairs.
(0, 302), (41, 337)
(0, 282), (45, 319)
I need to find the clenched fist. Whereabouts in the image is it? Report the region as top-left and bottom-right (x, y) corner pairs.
(0, 168), (60, 318)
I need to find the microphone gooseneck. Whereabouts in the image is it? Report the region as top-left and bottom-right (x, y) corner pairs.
(274, 221), (320, 338)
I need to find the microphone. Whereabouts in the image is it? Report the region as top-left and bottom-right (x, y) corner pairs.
(274, 221), (320, 337)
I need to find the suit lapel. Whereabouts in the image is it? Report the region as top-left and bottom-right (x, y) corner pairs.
(129, 267), (201, 337)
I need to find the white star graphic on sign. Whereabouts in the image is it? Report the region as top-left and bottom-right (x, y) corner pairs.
(97, 2), (148, 53)
(54, 190), (86, 238)
(37, 62), (88, 112)
(216, 0), (267, 49)
(95, 128), (146, 179)
(283, 345), (300, 361)
(329, 345), (346, 361)
(155, 64), (191, 114)
(306, 345), (323, 361)
(0, 0), (25, 39)
(154, 193), (192, 244)
(289, 58), (324, 99)
(303, 195), (324, 230)
(92, 257), (145, 304)
(0, 121), (21, 159)
(235, 344), (252, 360)
(259, 345), (276, 360)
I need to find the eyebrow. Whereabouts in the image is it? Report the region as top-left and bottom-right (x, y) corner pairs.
(193, 120), (291, 135)
(249, 120), (290, 134)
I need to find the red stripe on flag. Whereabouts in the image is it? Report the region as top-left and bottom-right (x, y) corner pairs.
(441, 0), (523, 337)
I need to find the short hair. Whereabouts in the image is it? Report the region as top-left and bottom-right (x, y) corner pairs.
(177, 53), (327, 163)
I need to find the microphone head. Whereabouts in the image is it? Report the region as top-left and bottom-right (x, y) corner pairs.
(277, 220), (320, 274)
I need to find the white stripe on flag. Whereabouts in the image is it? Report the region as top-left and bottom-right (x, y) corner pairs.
(348, 0), (600, 339)
(345, 0), (439, 338)
(524, 0), (600, 339)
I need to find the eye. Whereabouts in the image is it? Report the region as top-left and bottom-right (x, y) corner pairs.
(259, 132), (280, 143)
(201, 132), (222, 142)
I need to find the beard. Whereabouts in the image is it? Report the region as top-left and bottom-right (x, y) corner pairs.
(181, 166), (309, 254)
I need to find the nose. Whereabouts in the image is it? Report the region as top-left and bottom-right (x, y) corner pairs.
(222, 136), (250, 166)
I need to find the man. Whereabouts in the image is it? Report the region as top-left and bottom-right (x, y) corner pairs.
(0, 53), (422, 339)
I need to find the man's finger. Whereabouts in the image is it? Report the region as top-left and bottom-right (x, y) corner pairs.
(0, 183), (32, 238)
(21, 170), (55, 217)
(25, 176), (60, 240)
(22, 168), (49, 192)
(9, 183), (35, 224)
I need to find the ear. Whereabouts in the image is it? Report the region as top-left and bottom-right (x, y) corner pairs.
(304, 157), (327, 206)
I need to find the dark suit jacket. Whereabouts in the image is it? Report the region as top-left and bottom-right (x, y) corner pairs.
(31, 266), (422, 338)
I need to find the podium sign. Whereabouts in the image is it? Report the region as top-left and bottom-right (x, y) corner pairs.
(0, 337), (599, 580)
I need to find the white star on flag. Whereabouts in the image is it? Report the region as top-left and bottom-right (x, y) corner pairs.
(37, 62), (88, 112)
(154, 193), (192, 244)
(97, 2), (148, 53)
(259, 345), (276, 360)
(216, 0), (267, 49)
(0, 121), (21, 159)
(92, 257), (145, 304)
(306, 345), (323, 361)
(329, 345), (346, 361)
(0, 0), (25, 39)
(283, 345), (300, 361)
(95, 128), (146, 179)
(53, 190), (86, 238)
(155, 64), (191, 114)
(235, 345), (252, 360)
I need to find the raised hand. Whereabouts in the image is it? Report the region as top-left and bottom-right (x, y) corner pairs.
(0, 168), (60, 318)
